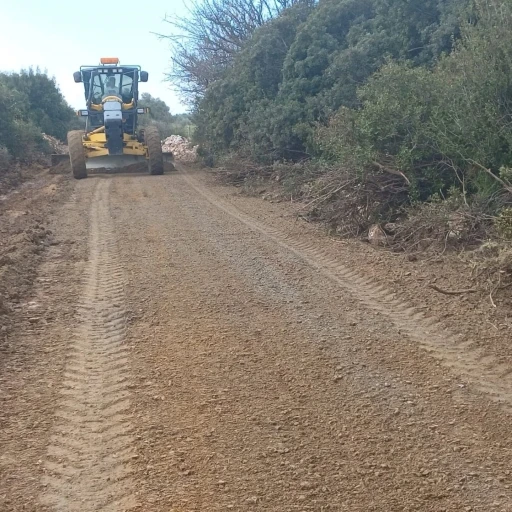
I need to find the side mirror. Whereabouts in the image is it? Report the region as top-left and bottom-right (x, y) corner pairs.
(140, 71), (149, 82)
(73, 71), (82, 83)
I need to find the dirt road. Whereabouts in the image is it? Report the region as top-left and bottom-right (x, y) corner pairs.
(1, 167), (512, 511)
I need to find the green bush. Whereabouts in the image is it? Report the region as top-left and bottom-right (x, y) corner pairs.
(193, 0), (467, 163)
(495, 207), (512, 241)
(189, 0), (512, 242)
(0, 68), (75, 162)
(315, 0), (512, 206)
(137, 93), (195, 139)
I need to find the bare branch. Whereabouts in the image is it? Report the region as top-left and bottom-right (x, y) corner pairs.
(466, 158), (512, 194)
(156, 0), (314, 102)
(428, 284), (478, 295)
(372, 161), (411, 185)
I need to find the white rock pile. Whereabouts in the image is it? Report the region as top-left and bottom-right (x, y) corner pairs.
(162, 135), (198, 162)
(43, 133), (68, 154)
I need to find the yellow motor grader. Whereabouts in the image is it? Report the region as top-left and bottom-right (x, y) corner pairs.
(56, 58), (164, 179)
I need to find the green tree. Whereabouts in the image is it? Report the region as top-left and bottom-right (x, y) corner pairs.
(139, 93), (174, 124)
(138, 93), (175, 138)
(0, 68), (75, 160)
(193, 0), (467, 163)
(316, 0), (512, 201)
(160, 0), (315, 102)
(2, 68), (75, 141)
(194, 2), (314, 159)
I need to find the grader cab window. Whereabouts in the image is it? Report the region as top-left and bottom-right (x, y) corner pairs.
(120, 73), (134, 103)
(90, 71), (135, 104)
(103, 76), (119, 98)
(91, 74), (103, 104)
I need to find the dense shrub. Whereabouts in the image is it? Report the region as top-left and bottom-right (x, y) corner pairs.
(0, 68), (76, 161)
(193, 0), (466, 162)
(174, 0), (512, 253)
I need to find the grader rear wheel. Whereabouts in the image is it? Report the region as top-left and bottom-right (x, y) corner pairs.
(145, 126), (164, 176)
(67, 130), (87, 180)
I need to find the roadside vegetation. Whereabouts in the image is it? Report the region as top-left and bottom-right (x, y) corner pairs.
(138, 93), (195, 139)
(164, 0), (512, 294)
(0, 68), (78, 167)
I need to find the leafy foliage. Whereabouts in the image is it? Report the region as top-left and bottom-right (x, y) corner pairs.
(180, 0), (512, 240)
(320, 0), (512, 203)
(193, 2), (315, 160)
(0, 68), (76, 160)
(193, 0), (467, 164)
(138, 93), (196, 138)
(138, 93), (174, 138)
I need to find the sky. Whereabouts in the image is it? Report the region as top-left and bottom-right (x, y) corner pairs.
(1, 0), (189, 113)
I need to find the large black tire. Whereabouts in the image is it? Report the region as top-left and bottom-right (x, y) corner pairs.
(145, 126), (164, 175)
(67, 130), (87, 179)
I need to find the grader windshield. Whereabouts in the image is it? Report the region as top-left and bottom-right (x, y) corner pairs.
(90, 71), (135, 104)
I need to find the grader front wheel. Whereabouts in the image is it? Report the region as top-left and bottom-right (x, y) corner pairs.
(67, 130), (87, 180)
(145, 126), (164, 176)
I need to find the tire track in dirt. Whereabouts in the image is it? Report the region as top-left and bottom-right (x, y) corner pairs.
(40, 179), (137, 511)
(181, 169), (512, 412)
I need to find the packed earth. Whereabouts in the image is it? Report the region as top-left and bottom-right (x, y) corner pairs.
(1, 162), (512, 512)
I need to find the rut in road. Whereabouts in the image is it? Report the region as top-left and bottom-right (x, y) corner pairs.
(181, 169), (512, 412)
(41, 179), (136, 511)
